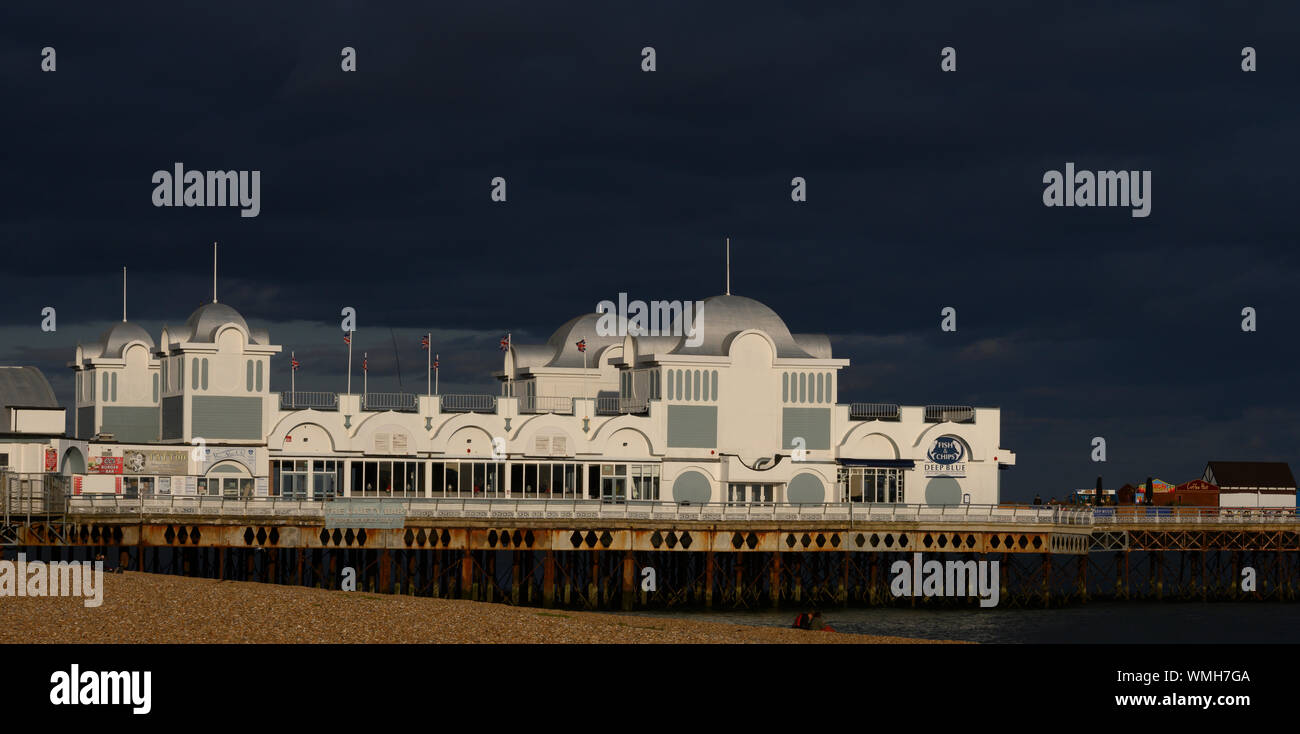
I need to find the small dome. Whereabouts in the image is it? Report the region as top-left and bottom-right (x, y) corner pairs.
(92, 321), (155, 359)
(543, 313), (625, 367)
(180, 303), (254, 344)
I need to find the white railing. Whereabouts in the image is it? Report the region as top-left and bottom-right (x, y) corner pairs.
(924, 405), (976, 423)
(280, 391), (339, 410)
(849, 403), (901, 420)
(362, 392), (419, 412)
(1091, 506), (1298, 524)
(518, 395), (574, 414)
(440, 394), (497, 413)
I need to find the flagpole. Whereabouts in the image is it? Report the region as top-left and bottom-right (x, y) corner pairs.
(363, 353), (368, 398)
(435, 354), (439, 395)
(347, 330), (353, 395)
(290, 350), (295, 399)
(507, 332), (512, 398)
(426, 333), (431, 397)
(582, 336), (588, 405)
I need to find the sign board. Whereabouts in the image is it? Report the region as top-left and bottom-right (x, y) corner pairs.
(324, 500), (407, 529)
(45, 448), (57, 472)
(123, 449), (189, 475)
(922, 435), (967, 478)
(87, 456), (123, 474)
(201, 447), (257, 472)
(255, 477), (269, 497)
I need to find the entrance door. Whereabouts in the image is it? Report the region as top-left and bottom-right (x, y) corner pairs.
(601, 476), (626, 504)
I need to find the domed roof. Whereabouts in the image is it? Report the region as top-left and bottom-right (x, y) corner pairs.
(543, 313), (625, 368)
(178, 302), (264, 344)
(87, 321), (155, 359)
(671, 295), (814, 358)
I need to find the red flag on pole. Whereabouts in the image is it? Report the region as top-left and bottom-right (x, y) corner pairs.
(343, 333), (351, 345)
(421, 334), (430, 350)
(575, 338), (586, 352)
(499, 334), (510, 351)
(362, 353), (368, 372)
(291, 355), (300, 371)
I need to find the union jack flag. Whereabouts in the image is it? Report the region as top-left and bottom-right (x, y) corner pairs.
(499, 334), (510, 351)
(421, 334), (429, 350)
(575, 338), (586, 352)
(343, 333), (351, 345)
(433, 353), (440, 369)
(291, 354), (300, 371)
(362, 353), (368, 372)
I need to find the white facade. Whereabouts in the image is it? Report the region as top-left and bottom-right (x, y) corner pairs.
(42, 292), (1017, 505)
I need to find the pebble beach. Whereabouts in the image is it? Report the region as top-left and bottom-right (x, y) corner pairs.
(0, 572), (953, 644)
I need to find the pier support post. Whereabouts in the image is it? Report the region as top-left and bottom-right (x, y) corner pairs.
(1077, 554), (1088, 603)
(770, 552), (781, 609)
(622, 550), (634, 611)
(839, 551), (849, 606)
(705, 550), (714, 609)
(543, 551), (556, 608)
(512, 551), (522, 605)
(461, 551), (474, 600)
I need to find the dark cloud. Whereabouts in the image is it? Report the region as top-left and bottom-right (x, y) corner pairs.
(2, 0), (1298, 499)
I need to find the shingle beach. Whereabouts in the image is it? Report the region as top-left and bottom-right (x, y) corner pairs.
(0, 572), (954, 644)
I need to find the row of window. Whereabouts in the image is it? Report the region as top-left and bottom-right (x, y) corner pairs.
(666, 369), (718, 402)
(78, 371), (162, 404)
(245, 360), (265, 392)
(783, 371), (834, 404)
(837, 467), (905, 503)
(268, 459), (662, 501)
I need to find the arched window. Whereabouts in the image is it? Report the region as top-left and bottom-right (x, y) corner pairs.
(152, 374), (159, 402)
(798, 373), (806, 403)
(256, 360), (264, 391)
(816, 373), (823, 403)
(693, 370), (701, 401)
(711, 371), (718, 400)
(782, 373), (789, 402)
(191, 358), (199, 390)
(246, 361), (254, 391)
(111, 372), (117, 402)
(201, 359), (209, 390)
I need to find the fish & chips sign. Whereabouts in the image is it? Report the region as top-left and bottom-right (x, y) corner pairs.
(923, 436), (967, 478)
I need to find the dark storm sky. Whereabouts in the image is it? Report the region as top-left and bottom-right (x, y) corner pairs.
(2, 1), (1297, 501)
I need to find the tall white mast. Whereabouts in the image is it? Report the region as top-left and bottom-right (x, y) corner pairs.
(122, 267), (127, 322)
(725, 237), (731, 295)
(212, 242), (218, 303)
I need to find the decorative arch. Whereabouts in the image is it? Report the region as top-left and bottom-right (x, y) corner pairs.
(268, 414), (347, 452)
(838, 429), (902, 459)
(912, 426), (978, 462)
(281, 422), (337, 453)
(603, 427), (653, 458)
(722, 328), (779, 362)
(60, 446), (86, 475)
(205, 460), (250, 477)
(446, 425), (496, 458)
